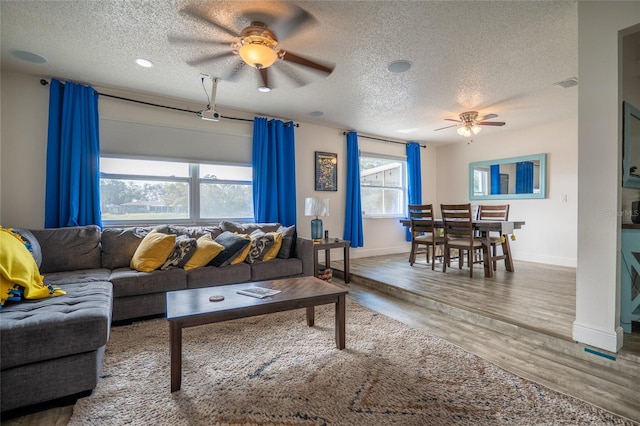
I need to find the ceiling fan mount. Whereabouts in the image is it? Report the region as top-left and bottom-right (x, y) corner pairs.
(434, 110), (506, 137)
(169, 4), (334, 91)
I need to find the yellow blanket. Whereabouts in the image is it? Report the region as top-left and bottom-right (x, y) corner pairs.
(0, 227), (65, 307)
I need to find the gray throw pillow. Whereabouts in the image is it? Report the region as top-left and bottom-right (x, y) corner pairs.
(277, 225), (297, 259)
(14, 228), (42, 268)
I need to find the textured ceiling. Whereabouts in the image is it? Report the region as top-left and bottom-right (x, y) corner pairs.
(0, 0), (578, 145)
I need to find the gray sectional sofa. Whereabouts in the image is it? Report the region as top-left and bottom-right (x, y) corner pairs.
(0, 222), (313, 413)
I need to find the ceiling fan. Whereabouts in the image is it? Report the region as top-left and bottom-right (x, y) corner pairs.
(168, 4), (334, 91)
(434, 111), (506, 137)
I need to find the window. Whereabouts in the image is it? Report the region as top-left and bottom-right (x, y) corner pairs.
(473, 167), (490, 197)
(360, 153), (407, 217)
(100, 157), (253, 224)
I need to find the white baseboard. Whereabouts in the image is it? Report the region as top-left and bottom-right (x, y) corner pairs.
(514, 253), (577, 268)
(572, 321), (624, 353)
(349, 245), (410, 259)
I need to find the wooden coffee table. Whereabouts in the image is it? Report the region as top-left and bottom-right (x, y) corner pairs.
(166, 276), (348, 392)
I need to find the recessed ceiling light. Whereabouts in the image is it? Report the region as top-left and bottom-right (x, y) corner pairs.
(308, 111), (324, 117)
(387, 60), (412, 73)
(397, 128), (419, 134)
(135, 58), (154, 68)
(258, 86), (271, 92)
(10, 49), (47, 64)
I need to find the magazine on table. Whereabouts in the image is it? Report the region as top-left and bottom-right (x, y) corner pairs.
(236, 287), (281, 299)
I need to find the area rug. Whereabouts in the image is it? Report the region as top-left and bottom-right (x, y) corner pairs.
(69, 300), (633, 425)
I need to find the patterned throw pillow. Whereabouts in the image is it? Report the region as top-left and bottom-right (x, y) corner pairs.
(245, 231), (275, 264)
(160, 235), (197, 270)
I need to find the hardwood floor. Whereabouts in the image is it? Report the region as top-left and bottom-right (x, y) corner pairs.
(4, 253), (639, 424)
(330, 253), (640, 423)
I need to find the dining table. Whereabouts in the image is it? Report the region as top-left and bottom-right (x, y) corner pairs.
(399, 218), (526, 278)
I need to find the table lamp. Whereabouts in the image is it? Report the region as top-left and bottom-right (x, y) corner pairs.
(304, 197), (330, 241)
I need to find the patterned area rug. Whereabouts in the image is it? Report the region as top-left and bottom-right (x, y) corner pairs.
(69, 300), (633, 425)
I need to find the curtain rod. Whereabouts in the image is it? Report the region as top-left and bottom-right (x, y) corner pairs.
(39, 78), (298, 127)
(342, 131), (426, 148)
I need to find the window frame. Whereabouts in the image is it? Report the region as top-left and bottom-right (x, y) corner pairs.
(99, 156), (253, 226)
(359, 152), (408, 219)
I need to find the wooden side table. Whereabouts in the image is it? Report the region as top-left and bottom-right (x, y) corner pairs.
(313, 239), (350, 283)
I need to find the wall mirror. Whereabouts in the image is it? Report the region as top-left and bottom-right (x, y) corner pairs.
(469, 153), (547, 200)
(623, 101), (640, 188)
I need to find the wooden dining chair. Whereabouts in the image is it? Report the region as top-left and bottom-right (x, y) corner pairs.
(440, 203), (488, 278)
(477, 204), (510, 271)
(408, 204), (444, 269)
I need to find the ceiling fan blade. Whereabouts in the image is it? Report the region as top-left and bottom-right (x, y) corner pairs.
(179, 6), (239, 38)
(280, 51), (334, 74)
(186, 51), (235, 67)
(222, 59), (246, 82)
(167, 35), (230, 46)
(444, 118), (461, 123)
(259, 68), (270, 89)
(478, 113), (498, 121)
(478, 121), (506, 126)
(271, 4), (316, 40)
(434, 124), (459, 131)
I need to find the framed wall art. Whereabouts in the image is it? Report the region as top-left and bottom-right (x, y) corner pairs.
(315, 151), (338, 191)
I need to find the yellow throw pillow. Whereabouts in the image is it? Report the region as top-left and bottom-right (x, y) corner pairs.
(262, 232), (283, 262)
(183, 234), (224, 271)
(130, 230), (176, 272)
(0, 227), (65, 304)
(229, 234), (252, 265)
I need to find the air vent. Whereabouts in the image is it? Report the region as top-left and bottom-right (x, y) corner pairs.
(554, 77), (578, 89)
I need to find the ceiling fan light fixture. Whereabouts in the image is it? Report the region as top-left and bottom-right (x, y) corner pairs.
(237, 23), (280, 69)
(471, 124), (481, 135)
(239, 42), (278, 69)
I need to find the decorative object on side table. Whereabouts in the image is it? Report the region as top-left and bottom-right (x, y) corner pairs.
(315, 151), (338, 191)
(305, 197), (330, 241)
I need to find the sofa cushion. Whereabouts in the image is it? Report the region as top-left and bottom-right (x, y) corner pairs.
(130, 230), (176, 272)
(30, 225), (102, 273)
(0, 281), (112, 370)
(183, 234), (224, 271)
(43, 269), (111, 286)
(155, 225), (223, 240)
(219, 221), (281, 234)
(101, 226), (154, 270)
(109, 268), (187, 298)
(186, 263), (251, 289)
(250, 258), (303, 281)
(211, 231), (251, 267)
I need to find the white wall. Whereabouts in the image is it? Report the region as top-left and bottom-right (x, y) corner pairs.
(575, 1), (640, 353)
(0, 71), (424, 260)
(436, 114), (578, 267)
